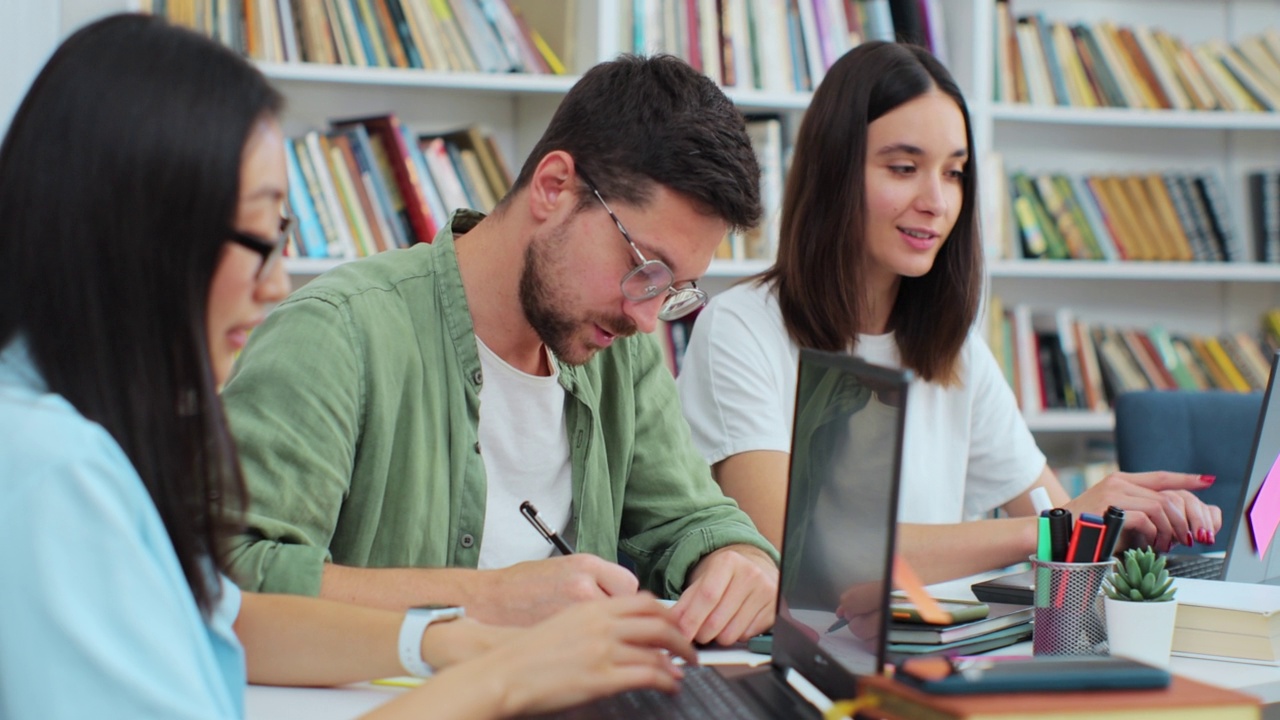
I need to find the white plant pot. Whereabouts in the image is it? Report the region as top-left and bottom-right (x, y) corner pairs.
(1104, 596), (1178, 668)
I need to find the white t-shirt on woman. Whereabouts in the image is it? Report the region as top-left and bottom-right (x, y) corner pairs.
(675, 281), (1045, 523)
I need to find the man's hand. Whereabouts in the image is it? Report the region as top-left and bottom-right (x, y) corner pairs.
(473, 555), (639, 626)
(835, 580), (885, 643)
(671, 544), (778, 645)
(1065, 471), (1222, 553)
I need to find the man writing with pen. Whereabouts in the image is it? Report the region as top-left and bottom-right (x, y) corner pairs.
(217, 55), (779, 646)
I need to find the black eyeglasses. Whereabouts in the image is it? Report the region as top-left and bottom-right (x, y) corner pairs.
(228, 214), (292, 281)
(583, 183), (708, 322)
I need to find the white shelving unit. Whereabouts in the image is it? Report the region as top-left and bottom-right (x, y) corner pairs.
(28, 0), (1280, 440)
(971, 0), (1280, 437)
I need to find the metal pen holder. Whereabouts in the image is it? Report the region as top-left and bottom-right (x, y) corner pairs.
(1030, 557), (1116, 656)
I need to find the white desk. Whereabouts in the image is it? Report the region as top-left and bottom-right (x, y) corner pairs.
(246, 652), (1280, 720)
(245, 573), (1280, 719)
(246, 650), (769, 719)
(929, 571), (1280, 710)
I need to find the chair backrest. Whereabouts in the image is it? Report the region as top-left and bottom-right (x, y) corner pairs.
(1113, 390), (1263, 553)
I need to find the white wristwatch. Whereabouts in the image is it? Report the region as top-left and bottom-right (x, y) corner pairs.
(398, 605), (465, 677)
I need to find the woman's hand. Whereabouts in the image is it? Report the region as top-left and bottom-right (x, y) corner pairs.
(1063, 471), (1222, 553)
(427, 593), (698, 718)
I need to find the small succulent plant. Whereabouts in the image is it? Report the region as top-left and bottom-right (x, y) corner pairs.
(1103, 546), (1176, 602)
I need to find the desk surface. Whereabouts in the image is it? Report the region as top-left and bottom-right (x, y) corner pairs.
(245, 651), (1280, 719)
(245, 572), (1280, 719)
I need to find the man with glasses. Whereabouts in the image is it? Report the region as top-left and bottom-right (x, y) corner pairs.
(220, 55), (779, 646)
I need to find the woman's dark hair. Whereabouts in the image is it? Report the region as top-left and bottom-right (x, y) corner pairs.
(0, 13), (282, 615)
(508, 54), (762, 232)
(759, 41), (981, 384)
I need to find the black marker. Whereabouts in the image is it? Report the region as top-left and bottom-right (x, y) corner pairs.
(1045, 508), (1073, 563)
(1099, 506), (1126, 559)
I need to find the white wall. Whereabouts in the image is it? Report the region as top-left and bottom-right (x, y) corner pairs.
(0, 2), (60, 133)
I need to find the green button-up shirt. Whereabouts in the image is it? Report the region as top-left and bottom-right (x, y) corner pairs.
(221, 210), (775, 599)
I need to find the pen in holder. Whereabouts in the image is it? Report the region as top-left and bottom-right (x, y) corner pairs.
(1030, 557), (1116, 657)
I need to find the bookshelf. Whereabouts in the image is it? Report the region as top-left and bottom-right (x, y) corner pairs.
(26, 0), (1280, 440)
(974, 0), (1280, 443)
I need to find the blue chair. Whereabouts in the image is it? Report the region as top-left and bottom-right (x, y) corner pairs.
(1113, 390), (1263, 553)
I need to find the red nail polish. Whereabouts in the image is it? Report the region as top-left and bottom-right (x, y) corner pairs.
(1186, 532), (1195, 546)
(1200, 475), (1216, 485)
(1195, 529), (1206, 543)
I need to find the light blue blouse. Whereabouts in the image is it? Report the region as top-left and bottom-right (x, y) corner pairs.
(0, 340), (246, 719)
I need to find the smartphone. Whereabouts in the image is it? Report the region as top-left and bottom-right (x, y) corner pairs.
(890, 599), (989, 625)
(896, 655), (1171, 694)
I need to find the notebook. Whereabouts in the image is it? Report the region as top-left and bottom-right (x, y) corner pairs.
(974, 350), (1280, 606)
(531, 349), (912, 719)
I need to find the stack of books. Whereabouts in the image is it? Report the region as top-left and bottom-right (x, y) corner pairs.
(1173, 578), (1280, 664)
(887, 603), (1034, 663)
(857, 671), (1259, 719)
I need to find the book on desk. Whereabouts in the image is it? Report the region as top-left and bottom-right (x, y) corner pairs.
(855, 671), (1260, 719)
(888, 603), (1033, 645)
(1173, 577), (1280, 663)
(883, 601), (1033, 662)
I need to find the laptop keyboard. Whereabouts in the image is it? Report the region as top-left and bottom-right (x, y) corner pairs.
(1165, 555), (1223, 580)
(534, 665), (769, 719)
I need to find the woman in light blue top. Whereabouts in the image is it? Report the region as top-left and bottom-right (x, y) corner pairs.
(0, 14), (693, 719)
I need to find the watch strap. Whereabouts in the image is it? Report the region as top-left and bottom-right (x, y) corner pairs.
(397, 606), (464, 678)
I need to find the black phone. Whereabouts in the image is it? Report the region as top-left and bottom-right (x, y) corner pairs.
(897, 655), (1171, 694)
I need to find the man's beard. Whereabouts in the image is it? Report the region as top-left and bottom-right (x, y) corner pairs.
(518, 225), (637, 366)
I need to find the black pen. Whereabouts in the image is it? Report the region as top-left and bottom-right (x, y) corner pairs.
(520, 501), (575, 555)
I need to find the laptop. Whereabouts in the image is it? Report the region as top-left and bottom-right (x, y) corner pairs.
(531, 349), (911, 719)
(974, 350), (1280, 605)
(1216, 350), (1280, 585)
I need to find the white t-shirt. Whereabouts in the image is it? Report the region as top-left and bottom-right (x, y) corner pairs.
(675, 281), (1046, 523)
(475, 337), (573, 569)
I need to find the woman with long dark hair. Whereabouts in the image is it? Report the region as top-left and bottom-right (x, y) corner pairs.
(0, 14), (692, 718)
(677, 41), (1221, 582)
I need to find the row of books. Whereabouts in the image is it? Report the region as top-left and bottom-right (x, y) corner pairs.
(988, 300), (1280, 417)
(713, 115), (787, 262)
(283, 115), (512, 260)
(1250, 171), (1280, 263)
(144, 0), (564, 73)
(1004, 170), (1240, 263)
(994, 2), (1280, 112)
(619, 0), (948, 94)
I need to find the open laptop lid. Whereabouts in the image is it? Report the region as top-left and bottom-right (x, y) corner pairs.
(770, 348), (911, 701)
(1222, 350), (1280, 585)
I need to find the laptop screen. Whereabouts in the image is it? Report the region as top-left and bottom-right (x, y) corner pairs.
(1223, 350), (1280, 585)
(771, 349), (910, 701)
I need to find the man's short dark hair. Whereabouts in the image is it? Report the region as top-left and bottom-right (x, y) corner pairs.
(509, 54), (761, 231)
